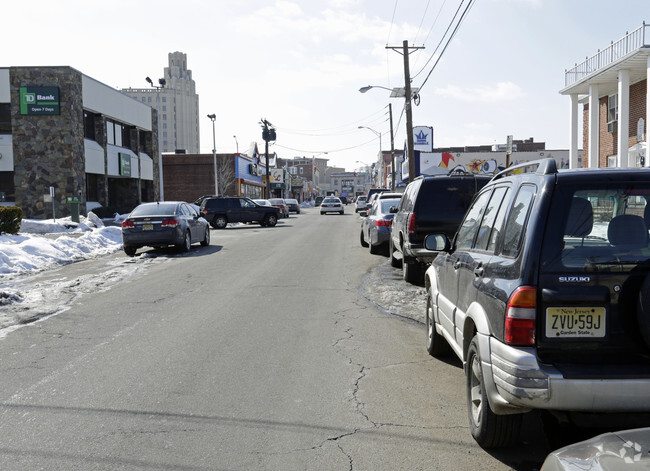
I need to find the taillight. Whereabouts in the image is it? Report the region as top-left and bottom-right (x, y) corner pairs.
(375, 219), (391, 227)
(121, 220), (134, 229)
(201, 209), (208, 215)
(161, 218), (179, 228)
(407, 213), (416, 235)
(505, 287), (536, 346)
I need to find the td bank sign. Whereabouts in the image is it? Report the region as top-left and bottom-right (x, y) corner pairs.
(20, 86), (60, 115)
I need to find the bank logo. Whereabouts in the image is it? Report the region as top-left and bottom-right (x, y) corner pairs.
(23, 93), (36, 104)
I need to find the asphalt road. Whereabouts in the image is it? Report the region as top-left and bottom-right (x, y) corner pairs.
(0, 207), (551, 470)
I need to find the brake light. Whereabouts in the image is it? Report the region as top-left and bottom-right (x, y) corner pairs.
(121, 220), (134, 229)
(407, 213), (416, 235)
(375, 219), (391, 227)
(505, 287), (536, 346)
(161, 218), (179, 228)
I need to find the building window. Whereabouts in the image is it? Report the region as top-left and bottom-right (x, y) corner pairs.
(83, 111), (96, 140)
(0, 103), (11, 134)
(608, 155), (618, 167)
(300, 167), (304, 174)
(147, 97), (152, 103)
(141, 97), (146, 102)
(163, 114), (167, 120)
(162, 97), (166, 102)
(106, 120), (115, 145)
(608, 94), (618, 123)
(163, 123), (167, 129)
(162, 105), (166, 111)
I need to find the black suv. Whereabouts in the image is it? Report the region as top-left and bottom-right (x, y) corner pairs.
(389, 174), (491, 283)
(424, 159), (650, 448)
(200, 196), (279, 228)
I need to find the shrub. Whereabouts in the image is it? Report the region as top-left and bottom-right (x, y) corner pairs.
(0, 206), (23, 234)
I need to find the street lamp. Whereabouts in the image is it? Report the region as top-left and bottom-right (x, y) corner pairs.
(359, 84), (419, 184)
(146, 76), (166, 200)
(358, 125), (382, 156)
(207, 114), (219, 195)
(233, 135), (239, 153)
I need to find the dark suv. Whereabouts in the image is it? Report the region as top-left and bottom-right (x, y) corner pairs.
(424, 159), (650, 448)
(200, 196), (279, 229)
(389, 174), (491, 283)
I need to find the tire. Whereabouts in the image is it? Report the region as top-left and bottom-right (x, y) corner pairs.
(339, 210), (344, 215)
(178, 230), (192, 253)
(403, 259), (422, 284)
(426, 292), (451, 357)
(212, 215), (227, 229)
(389, 237), (402, 268)
(360, 230), (369, 248)
(124, 245), (137, 257)
(369, 239), (380, 255)
(321, 212), (325, 215)
(264, 214), (278, 227)
(466, 336), (522, 448)
(200, 227), (210, 246)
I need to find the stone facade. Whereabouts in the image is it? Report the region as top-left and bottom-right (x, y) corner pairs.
(10, 67), (85, 219)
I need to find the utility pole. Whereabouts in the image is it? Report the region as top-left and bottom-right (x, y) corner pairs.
(388, 103), (395, 190)
(260, 119), (276, 198)
(387, 40), (424, 183)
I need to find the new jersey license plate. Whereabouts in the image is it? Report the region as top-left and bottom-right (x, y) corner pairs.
(142, 224), (154, 231)
(546, 307), (606, 338)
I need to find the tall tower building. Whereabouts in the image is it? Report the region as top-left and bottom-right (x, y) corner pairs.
(122, 51), (200, 154)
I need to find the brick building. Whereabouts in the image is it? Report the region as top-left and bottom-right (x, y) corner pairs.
(561, 23), (649, 168)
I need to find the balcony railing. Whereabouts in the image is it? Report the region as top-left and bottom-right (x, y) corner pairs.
(565, 23), (650, 87)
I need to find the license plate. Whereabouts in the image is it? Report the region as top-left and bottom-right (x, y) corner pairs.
(546, 307), (606, 338)
(142, 224), (154, 231)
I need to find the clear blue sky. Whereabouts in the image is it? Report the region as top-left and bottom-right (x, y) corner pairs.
(4, 1), (648, 169)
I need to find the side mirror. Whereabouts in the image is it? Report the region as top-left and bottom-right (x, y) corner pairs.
(359, 211), (367, 217)
(424, 233), (450, 252)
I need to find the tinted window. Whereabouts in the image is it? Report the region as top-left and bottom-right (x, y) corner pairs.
(475, 186), (509, 252)
(502, 185), (536, 257)
(417, 178), (489, 219)
(456, 190), (492, 250)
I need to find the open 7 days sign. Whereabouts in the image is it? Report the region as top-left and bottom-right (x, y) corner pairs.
(20, 86), (60, 115)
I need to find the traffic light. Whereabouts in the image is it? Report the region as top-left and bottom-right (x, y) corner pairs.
(269, 128), (276, 141)
(262, 128), (269, 141)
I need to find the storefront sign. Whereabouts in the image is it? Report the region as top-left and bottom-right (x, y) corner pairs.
(20, 86), (60, 115)
(413, 126), (433, 152)
(119, 153), (132, 177)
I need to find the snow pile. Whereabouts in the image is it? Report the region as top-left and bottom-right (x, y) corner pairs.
(0, 214), (124, 279)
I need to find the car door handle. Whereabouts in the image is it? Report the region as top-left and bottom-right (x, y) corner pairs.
(474, 264), (484, 277)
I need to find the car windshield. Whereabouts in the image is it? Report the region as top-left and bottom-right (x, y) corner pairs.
(269, 199), (283, 204)
(130, 203), (177, 217)
(542, 184), (650, 271)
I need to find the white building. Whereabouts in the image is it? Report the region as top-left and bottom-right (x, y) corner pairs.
(122, 52), (200, 154)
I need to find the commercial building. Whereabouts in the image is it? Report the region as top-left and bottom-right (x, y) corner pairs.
(0, 66), (158, 218)
(121, 52), (200, 154)
(561, 23), (649, 168)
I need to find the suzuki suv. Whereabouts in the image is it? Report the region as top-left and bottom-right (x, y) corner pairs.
(424, 159), (650, 448)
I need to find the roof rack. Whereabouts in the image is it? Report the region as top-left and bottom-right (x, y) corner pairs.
(491, 158), (557, 181)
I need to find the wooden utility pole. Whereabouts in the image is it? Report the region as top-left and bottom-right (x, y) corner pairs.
(388, 103), (395, 190)
(386, 40), (424, 183)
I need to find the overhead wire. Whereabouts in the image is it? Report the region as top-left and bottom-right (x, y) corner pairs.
(416, 0), (477, 92)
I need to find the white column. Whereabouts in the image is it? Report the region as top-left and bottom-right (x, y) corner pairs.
(569, 94), (580, 168)
(588, 84), (600, 168)
(617, 69), (630, 167)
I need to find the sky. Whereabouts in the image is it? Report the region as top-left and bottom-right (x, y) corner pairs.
(3, 0), (648, 170)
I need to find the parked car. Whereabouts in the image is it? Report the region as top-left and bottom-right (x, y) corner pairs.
(193, 195), (218, 206)
(268, 198), (290, 218)
(423, 159), (650, 449)
(200, 196), (279, 228)
(339, 196), (348, 205)
(365, 188), (391, 211)
(355, 196), (367, 213)
(389, 173), (491, 284)
(253, 199), (272, 207)
(320, 196), (344, 215)
(541, 427), (650, 470)
(360, 195), (402, 254)
(284, 198), (301, 214)
(121, 201), (210, 256)
(315, 196), (324, 206)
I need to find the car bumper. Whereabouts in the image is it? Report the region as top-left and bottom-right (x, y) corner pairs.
(403, 242), (435, 263)
(483, 335), (650, 414)
(122, 228), (183, 247)
(321, 207), (343, 213)
(370, 228), (390, 246)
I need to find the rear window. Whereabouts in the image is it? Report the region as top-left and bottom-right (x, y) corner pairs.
(130, 203), (177, 217)
(380, 199), (401, 213)
(542, 183), (650, 271)
(416, 178), (489, 219)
